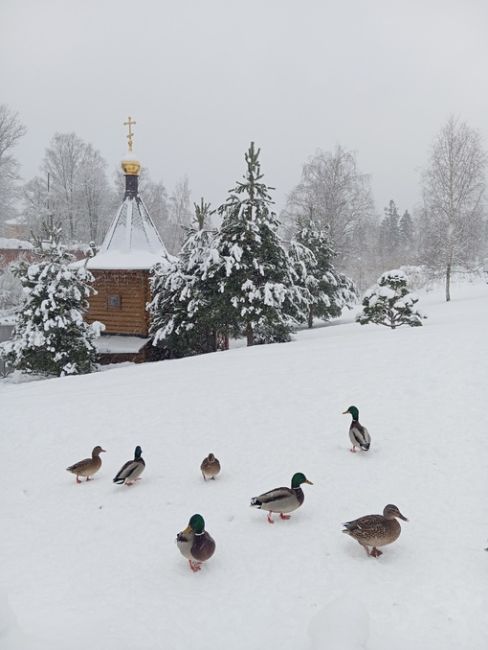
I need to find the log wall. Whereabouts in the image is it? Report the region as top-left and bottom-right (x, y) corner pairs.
(86, 269), (151, 336)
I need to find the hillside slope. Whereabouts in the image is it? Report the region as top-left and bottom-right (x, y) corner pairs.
(1, 282), (487, 650)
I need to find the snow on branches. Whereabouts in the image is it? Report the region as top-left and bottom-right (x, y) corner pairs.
(357, 269), (425, 329)
(1, 221), (103, 376)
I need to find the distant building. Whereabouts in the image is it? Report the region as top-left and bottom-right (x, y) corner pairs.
(0, 237), (34, 269)
(84, 119), (172, 363)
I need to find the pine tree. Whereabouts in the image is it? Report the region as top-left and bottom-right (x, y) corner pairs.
(379, 200), (401, 266)
(289, 219), (357, 328)
(3, 219), (102, 376)
(398, 210), (414, 252)
(357, 269), (424, 329)
(215, 142), (304, 345)
(149, 200), (224, 357)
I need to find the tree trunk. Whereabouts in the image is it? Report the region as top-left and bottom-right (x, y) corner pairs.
(246, 323), (254, 347)
(308, 308), (313, 329)
(445, 262), (451, 302)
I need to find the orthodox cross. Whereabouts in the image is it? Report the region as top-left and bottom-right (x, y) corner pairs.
(124, 116), (136, 152)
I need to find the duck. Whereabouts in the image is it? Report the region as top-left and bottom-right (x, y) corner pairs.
(342, 504), (408, 557)
(250, 472), (313, 523)
(343, 405), (371, 452)
(66, 445), (106, 483)
(113, 446), (145, 485)
(200, 453), (221, 480)
(176, 514), (216, 572)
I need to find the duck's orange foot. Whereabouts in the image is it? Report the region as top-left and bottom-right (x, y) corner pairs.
(267, 513), (274, 524)
(280, 513), (291, 520)
(189, 560), (202, 572)
(350, 447), (357, 453)
(370, 547), (383, 558)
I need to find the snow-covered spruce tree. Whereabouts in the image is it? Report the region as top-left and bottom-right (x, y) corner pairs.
(215, 142), (305, 346)
(289, 219), (357, 328)
(149, 199), (225, 357)
(357, 269), (424, 329)
(4, 219), (101, 376)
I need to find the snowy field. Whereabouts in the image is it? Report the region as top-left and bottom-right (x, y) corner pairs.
(1, 281), (487, 650)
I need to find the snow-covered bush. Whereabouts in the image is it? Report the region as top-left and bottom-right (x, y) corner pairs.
(357, 269), (424, 329)
(2, 221), (103, 376)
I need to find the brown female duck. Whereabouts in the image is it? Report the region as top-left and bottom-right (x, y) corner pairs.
(343, 504), (408, 557)
(66, 445), (106, 483)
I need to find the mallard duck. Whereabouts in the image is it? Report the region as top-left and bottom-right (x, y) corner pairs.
(176, 514), (216, 572)
(66, 445), (106, 483)
(200, 453), (221, 480)
(250, 472), (313, 523)
(343, 406), (371, 452)
(113, 446), (145, 485)
(342, 504), (408, 557)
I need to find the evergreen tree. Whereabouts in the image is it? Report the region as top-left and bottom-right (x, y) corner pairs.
(357, 269), (424, 329)
(2, 219), (102, 376)
(215, 142), (304, 345)
(379, 200), (401, 266)
(289, 219), (357, 328)
(149, 200), (224, 357)
(398, 210), (415, 252)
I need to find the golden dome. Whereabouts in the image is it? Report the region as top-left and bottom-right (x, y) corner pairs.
(121, 158), (141, 176)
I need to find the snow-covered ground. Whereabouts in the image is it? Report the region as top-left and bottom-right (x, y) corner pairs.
(1, 281), (487, 650)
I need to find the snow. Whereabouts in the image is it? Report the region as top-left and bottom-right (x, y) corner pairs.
(0, 238), (33, 250)
(86, 250), (170, 270)
(94, 335), (150, 354)
(1, 281), (487, 650)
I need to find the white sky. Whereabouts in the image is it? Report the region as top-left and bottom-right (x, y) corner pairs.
(2, 0), (488, 216)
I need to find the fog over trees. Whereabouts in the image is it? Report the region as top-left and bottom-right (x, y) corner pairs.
(1, 105), (487, 299)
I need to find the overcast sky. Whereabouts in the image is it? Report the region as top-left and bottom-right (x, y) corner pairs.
(2, 0), (488, 217)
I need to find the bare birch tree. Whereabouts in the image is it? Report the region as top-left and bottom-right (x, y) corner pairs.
(421, 117), (487, 301)
(32, 133), (112, 244)
(282, 146), (376, 286)
(0, 105), (27, 232)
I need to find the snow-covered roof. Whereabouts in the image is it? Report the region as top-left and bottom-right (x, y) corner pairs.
(87, 194), (171, 270)
(86, 251), (170, 270)
(0, 237), (33, 250)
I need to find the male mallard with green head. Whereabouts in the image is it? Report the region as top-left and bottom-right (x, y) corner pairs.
(200, 453), (221, 480)
(176, 514), (216, 572)
(66, 445), (106, 483)
(343, 405), (371, 452)
(342, 504), (408, 557)
(250, 472), (313, 523)
(113, 446), (145, 485)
